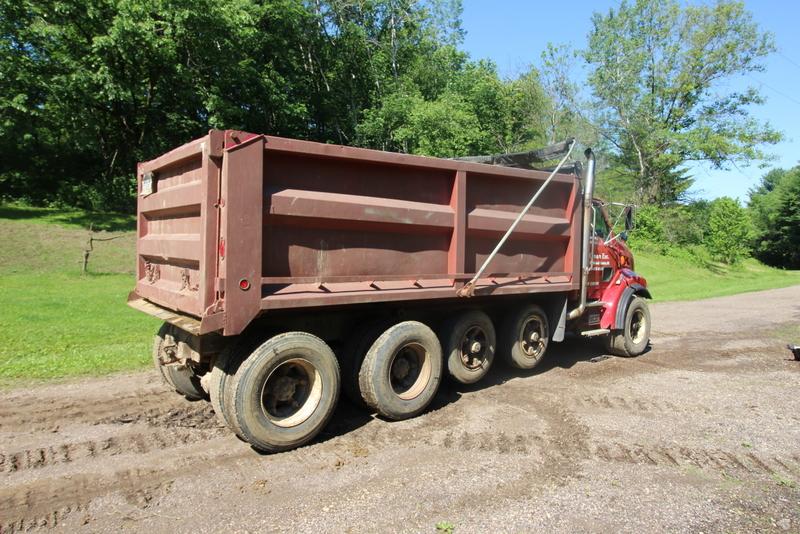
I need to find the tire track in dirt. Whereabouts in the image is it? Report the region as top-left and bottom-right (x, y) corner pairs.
(0, 427), (223, 475)
(0, 403), (223, 475)
(0, 468), (177, 532)
(571, 393), (712, 415)
(482, 389), (714, 417)
(0, 431), (257, 531)
(430, 429), (799, 477)
(0, 389), (179, 432)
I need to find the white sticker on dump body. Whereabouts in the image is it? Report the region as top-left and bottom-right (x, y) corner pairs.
(141, 172), (153, 196)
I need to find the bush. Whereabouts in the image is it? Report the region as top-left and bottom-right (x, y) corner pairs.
(706, 197), (752, 264)
(628, 204), (667, 252)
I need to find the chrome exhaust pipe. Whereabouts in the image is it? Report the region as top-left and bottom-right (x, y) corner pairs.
(568, 148), (596, 321)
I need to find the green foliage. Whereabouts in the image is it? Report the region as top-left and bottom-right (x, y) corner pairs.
(356, 60), (548, 157)
(582, 0), (780, 205)
(435, 521), (455, 534)
(0, 0), (551, 211)
(628, 204), (666, 251)
(706, 197), (752, 264)
(749, 166), (800, 268)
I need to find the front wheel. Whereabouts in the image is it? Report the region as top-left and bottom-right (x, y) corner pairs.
(604, 296), (651, 357)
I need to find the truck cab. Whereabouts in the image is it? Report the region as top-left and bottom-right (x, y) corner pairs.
(583, 200), (651, 355)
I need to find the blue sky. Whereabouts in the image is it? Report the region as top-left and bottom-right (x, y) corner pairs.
(460, 0), (800, 202)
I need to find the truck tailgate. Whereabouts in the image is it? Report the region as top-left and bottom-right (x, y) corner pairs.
(134, 131), (223, 319)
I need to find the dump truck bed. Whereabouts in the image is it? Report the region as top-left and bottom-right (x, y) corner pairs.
(131, 130), (582, 336)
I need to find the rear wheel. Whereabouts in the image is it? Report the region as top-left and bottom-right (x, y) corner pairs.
(165, 364), (206, 401)
(152, 324), (174, 387)
(340, 320), (393, 408)
(153, 324), (206, 400)
(209, 335), (264, 438)
(359, 321), (442, 420)
(500, 304), (549, 370)
(604, 297), (651, 357)
(229, 332), (340, 453)
(439, 310), (496, 384)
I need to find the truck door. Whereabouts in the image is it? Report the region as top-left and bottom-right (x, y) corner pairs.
(587, 203), (615, 308)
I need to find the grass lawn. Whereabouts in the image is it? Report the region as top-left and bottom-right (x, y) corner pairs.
(0, 203), (158, 384)
(0, 202), (798, 383)
(636, 250), (800, 301)
(0, 273), (158, 382)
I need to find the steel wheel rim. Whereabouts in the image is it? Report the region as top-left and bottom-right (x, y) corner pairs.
(260, 358), (322, 428)
(520, 316), (546, 359)
(630, 309), (647, 344)
(459, 325), (488, 370)
(389, 342), (432, 400)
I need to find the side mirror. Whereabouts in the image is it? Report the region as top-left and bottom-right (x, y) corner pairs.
(624, 206), (635, 231)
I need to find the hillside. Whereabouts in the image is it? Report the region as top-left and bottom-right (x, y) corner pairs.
(0, 204), (158, 383)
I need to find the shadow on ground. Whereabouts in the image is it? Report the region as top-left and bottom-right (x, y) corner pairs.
(0, 204), (135, 232)
(307, 335), (631, 450)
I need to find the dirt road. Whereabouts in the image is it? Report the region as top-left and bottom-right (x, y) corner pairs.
(2, 286), (799, 533)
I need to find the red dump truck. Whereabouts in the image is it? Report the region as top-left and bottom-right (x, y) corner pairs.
(128, 129), (651, 452)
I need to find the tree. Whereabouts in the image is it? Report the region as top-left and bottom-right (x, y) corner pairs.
(749, 166), (800, 268)
(706, 197), (752, 264)
(583, 0), (781, 206)
(355, 59), (550, 158)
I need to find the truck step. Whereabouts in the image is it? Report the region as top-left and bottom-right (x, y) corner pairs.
(581, 328), (611, 337)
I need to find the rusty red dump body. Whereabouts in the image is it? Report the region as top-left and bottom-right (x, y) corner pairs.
(131, 130), (582, 336)
(132, 130), (654, 453)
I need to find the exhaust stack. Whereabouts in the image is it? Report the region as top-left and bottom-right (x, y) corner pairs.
(567, 148), (597, 320)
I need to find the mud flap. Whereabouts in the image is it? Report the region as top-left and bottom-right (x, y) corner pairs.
(552, 296), (568, 342)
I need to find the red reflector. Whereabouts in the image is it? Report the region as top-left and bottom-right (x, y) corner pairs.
(239, 279), (251, 291)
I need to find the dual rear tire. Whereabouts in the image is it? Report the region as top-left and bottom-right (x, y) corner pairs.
(210, 332), (340, 453)
(358, 321), (443, 420)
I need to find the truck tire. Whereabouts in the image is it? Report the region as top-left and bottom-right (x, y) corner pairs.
(229, 332), (340, 453)
(500, 304), (549, 370)
(359, 321), (442, 420)
(165, 364), (207, 401)
(604, 296), (651, 357)
(439, 310), (496, 384)
(340, 320), (393, 408)
(208, 341), (245, 436)
(152, 324), (174, 387)
(153, 324), (206, 400)
(209, 333), (272, 438)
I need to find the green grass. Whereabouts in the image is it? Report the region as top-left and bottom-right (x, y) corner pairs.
(0, 273), (158, 382)
(0, 203), (157, 384)
(636, 250), (800, 301)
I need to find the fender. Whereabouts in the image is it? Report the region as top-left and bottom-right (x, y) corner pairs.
(599, 270), (651, 330)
